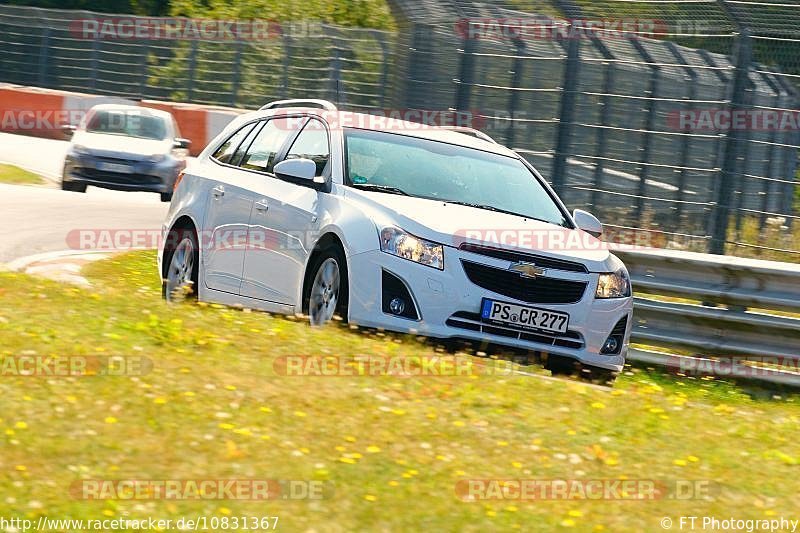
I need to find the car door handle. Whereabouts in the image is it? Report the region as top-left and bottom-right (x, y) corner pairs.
(255, 200), (269, 212)
(212, 185), (225, 198)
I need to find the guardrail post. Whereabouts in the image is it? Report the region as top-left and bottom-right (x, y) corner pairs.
(709, 29), (752, 255)
(372, 30), (390, 108)
(329, 36), (344, 105)
(281, 33), (292, 99)
(139, 41), (149, 99)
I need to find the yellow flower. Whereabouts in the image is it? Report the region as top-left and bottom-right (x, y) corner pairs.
(687, 455), (699, 463)
(153, 397), (167, 405)
(511, 461), (523, 469)
(497, 441), (509, 447)
(218, 507), (231, 515)
(591, 402), (606, 409)
(486, 511), (497, 518)
(102, 510), (114, 517)
(505, 505), (518, 512)
(224, 385), (237, 391)
(218, 423), (234, 430)
(15, 465), (26, 471)
(259, 407), (272, 413)
(364, 494), (377, 502)
(366, 445), (381, 453)
(14, 422), (27, 429)
(388, 480), (399, 487)
(568, 510), (583, 518)
(339, 457), (356, 464)
(294, 411), (307, 418)
(673, 459), (687, 467)
(561, 519), (576, 527)
(345, 436), (356, 442)
(453, 421), (465, 427)
(104, 417), (118, 424)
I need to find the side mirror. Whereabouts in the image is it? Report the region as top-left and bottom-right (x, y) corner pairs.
(573, 209), (603, 238)
(173, 138), (191, 150)
(61, 124), (77, 139)
(274, 158), (325, 188)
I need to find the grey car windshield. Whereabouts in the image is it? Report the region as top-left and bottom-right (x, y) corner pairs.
(86, 110), (169, 141)
(344, 129), (568, 227)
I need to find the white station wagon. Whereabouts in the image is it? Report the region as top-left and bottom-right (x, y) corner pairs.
(158, 99), (633, 382)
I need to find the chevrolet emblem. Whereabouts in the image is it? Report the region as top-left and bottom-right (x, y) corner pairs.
(509, 261), (546, 279)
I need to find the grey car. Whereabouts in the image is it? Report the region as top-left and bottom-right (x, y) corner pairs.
(61, 104), (191, 202)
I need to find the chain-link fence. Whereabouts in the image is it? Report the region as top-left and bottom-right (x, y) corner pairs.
(0, 1), (798, 258)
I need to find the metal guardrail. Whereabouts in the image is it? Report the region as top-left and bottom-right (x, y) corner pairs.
(615, 247), (800, 385)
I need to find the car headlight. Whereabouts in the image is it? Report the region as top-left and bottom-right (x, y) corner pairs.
(596, 268), (631, 299)
(379, 226), (444, 270)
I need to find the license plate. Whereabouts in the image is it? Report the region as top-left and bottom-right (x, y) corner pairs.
(481, 299), (570, 334)
(98, 162), (132, 173)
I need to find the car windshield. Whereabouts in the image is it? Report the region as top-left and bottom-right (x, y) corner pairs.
(86, 110), (168, 140)
(344, 129), (569, 227)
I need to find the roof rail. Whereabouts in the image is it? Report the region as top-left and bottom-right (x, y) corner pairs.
(259, 99), (338, 111)
(437, 126), (497, 144)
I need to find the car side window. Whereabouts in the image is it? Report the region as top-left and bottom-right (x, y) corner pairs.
(239, 119), (293, 174)
(212, 122), (257, 165)
(285, 119), (330, 176)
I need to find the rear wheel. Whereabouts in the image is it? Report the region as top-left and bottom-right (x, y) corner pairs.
(306, 248), (348, 326)
(162, 229), (199, 302)
(61, 178), (86, 193)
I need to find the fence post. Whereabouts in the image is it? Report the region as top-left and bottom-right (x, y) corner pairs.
(630, 40), (660, 223)
(230, 39), (243, 107)
(709, 29), (752, 255)
(551, 32), (580, 195)
(89, 34), (99, 91)
(329, 36), (344, 105)
(37, 27), (51, 87)
(454, 22), (477, 113)
(139, 42), (148, 99)
(186, 40), (198, 102)
(588, 37), (615, 212)
(666, 42), (698, 224)
(505, 37), (526, 148)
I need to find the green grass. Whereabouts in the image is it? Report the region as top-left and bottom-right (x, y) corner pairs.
(0, 163), (46, 185)
(0, 251), (798, 531)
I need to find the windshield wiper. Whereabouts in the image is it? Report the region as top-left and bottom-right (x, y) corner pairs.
(443, 200), (567, 227)
(349, 183), (409, 196)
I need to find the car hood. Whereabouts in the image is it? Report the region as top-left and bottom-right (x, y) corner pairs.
(71, 132), (171, 160)
(344, 188), (616, 272)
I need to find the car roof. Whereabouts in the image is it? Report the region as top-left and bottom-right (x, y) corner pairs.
(88, 104), (173, 120)
(236, 107), (518, 157)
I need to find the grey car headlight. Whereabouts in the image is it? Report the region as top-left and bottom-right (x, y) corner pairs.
(596, 268), (631, 299)
(71, 144), (90, 156)
(379, 226), (444, 270)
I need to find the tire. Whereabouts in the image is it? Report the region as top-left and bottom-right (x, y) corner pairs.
(305, 247), (348, 326)
(160, 192), (173, 203)
(61, 179), (86, 193)
(545, 354), (580, 377)
(578, 365), (618, 386)
(162, 228), (199, 303)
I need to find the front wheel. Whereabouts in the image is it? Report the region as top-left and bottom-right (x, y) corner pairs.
(162, 230), (199, 302)
(306, 248), (348, 326)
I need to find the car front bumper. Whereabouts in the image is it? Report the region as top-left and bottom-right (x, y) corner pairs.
(63, 154), (184, 194)
(347, 248), (633, 372)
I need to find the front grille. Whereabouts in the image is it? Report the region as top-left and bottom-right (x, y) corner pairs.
(459, 243), (588, 273)
(78, 169), (161, 185)
(446, 311), (584, 349)
(461, 260), (587, 304)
